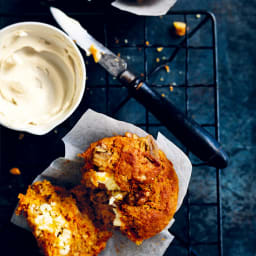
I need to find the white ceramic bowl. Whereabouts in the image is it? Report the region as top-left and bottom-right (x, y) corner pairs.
(0, 22), (86, 135)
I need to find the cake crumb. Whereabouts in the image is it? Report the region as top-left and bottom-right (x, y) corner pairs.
(169, 86), (174, 92)
(160, 77), (164, 81)
(145, 41), (150, 46)
(90, 44), (101, 63)
(161, 93), (165, 97)
(156, 47), (164, 52)
(18, 133), (24, 140)
(173, 21), (187, 36)
(10, 167), (21, 175)
(156, 58), (160, 63)
(164, 65), (170, 73)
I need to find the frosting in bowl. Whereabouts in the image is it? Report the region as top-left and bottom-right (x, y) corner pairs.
(0, 23), (85, 134)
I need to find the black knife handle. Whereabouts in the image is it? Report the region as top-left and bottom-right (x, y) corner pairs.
(119, 71), (229, 169)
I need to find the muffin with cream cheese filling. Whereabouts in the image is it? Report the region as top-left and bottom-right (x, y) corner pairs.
(80, 132), (179, 245)
(16, 180), (112, 256)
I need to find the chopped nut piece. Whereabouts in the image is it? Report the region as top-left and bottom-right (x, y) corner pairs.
(90, 44), (101, 63)
(161, 93), (165, 97)
(173, 21), (187, 36)
(156, 57), (160, 63)
(164, 65), (170, 73)
(10, 167), (21, 175)
(145, 41), (150, 46)
(156, 47), (164, 52)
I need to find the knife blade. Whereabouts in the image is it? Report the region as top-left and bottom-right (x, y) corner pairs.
(50, 7), (127, 77)
(50, 7), (229, 169)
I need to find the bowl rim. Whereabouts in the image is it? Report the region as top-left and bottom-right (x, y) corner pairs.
(0, 21), (86, 135)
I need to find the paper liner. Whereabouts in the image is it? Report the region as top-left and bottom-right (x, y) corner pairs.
(11, 109), (192, 256)
(112, 0), (177, 16)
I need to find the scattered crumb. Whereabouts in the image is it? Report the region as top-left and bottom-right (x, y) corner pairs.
(77, 153), (84, 158)
(10, 167), (21, 175)
(124, 39), (128, 44)
(64, 160), (71, 165)
(115, 38), (119, 44)
(156, 47), (164, 52)
(172, 82), (177, 86)
(164, 65), (170, 73)
(160, 77), (164, 81)
(140, 73), (144, 77)
(169, 86), (174, 92)
(156, 58), (160, 63)
(173, 21), (187, 36)
(73, 39), (77, 43)
(145, 41), (150, 46)
(117, 53), (121, 57)
(161, 93), (165, 97)
(114, 244), (120, 254)
(161, 237), (166, 241)
(12, 98), (17, 105)
(162, 56), (167, 60)
(196, 14), (201, 19)
(54, 129), (58, 134)
(90, 44), (101, 63)
(28, 121), (37, 125)
(18, 133), (24, 140)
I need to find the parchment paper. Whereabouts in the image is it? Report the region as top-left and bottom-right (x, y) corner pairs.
(112, 0), (177, 16)
(11, 109), (192, 256)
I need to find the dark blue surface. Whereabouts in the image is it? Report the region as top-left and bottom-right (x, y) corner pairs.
(0, 1), (255, 256)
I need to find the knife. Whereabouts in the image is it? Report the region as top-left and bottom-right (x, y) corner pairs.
(50, 7), (229, 169)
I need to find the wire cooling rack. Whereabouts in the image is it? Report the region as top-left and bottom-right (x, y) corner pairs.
(0, 4), (222, 256)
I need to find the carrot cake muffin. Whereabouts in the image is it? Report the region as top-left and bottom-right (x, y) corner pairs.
(80, 133), (179, 245)
(16, 180), (112, 256)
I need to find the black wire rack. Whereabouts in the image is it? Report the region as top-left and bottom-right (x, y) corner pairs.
(0, 5), (222, 256)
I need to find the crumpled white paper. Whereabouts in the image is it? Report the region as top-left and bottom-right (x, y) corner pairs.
(11, 109), (192, 256)
(112, 0), (177, 16)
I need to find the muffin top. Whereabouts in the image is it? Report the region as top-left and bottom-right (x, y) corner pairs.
(80, 132), (179, 244)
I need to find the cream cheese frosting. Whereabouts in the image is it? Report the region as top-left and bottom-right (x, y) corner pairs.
(0, 24), (85, 134)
